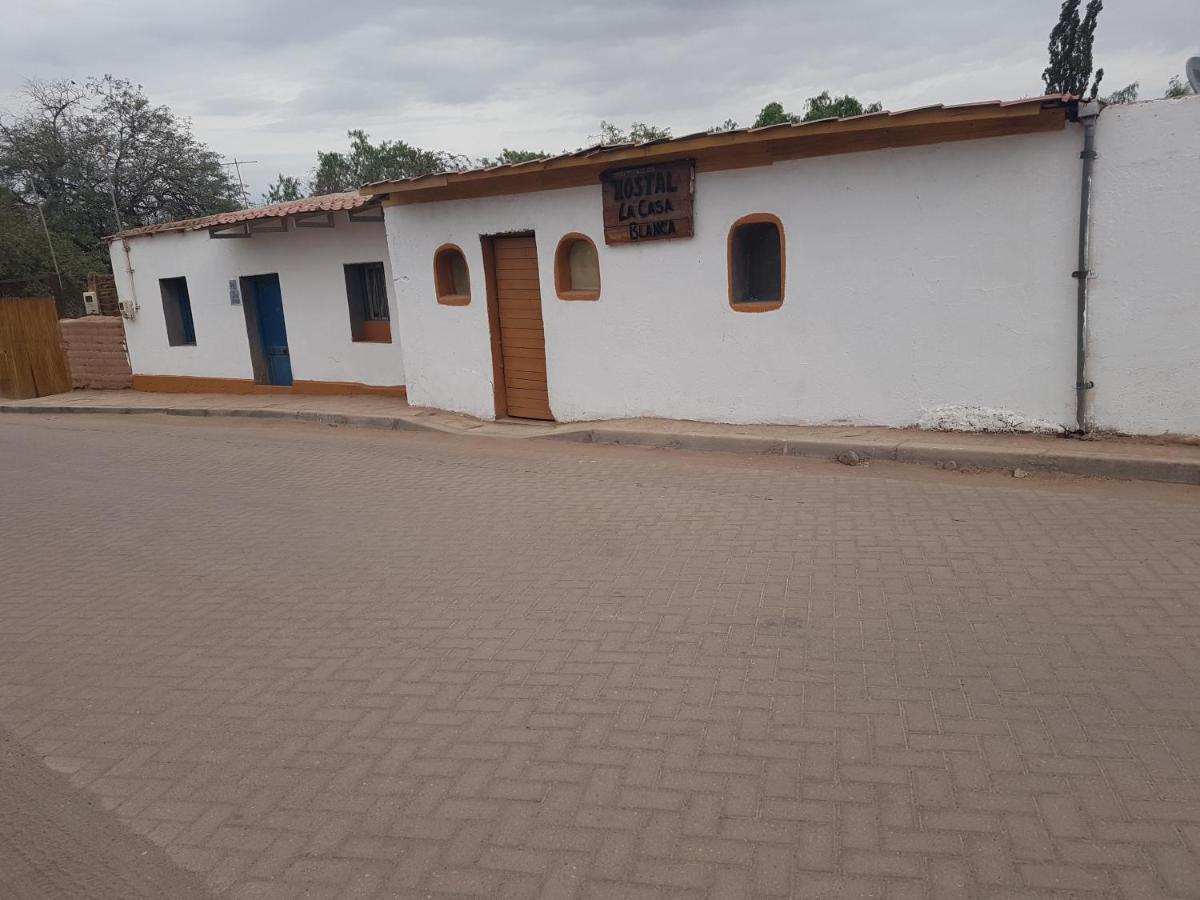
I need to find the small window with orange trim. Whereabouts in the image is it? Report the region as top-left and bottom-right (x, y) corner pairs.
(554, 233), (601, 301)
(434, 244), (470, 305)
(344, 261), (391, 343)
(728, 214), (784, 312)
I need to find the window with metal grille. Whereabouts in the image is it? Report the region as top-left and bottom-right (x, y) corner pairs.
(344, 262), (392, 342)
(727, 214), (785, 312)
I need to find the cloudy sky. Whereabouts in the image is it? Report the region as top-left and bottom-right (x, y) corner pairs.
(2, 1), (1193, 198)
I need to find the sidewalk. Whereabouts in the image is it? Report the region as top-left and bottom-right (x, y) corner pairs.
(3, 389), (1198, 485)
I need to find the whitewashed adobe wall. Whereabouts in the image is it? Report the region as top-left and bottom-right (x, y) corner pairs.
(1089, 95), (1200, 436)
(111, 214), (405, 386)
(385, 127), (1082, 426)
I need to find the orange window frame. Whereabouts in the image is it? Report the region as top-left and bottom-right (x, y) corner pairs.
(727, 213), (785, 313)
(434, 243), (471, 306)
(554, 233), (601, 301)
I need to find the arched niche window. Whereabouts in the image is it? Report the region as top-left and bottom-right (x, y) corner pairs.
(554, 233), (601, 301)
(727, 214), (784, 312)
(434, 244), (471, 305)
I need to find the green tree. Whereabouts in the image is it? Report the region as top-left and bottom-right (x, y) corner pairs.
(753, 102), (797, 128)
(1103, 81), (1139, 104)
(263, 173), (304, 204)
(753, 93), (882, 128)
(1042, 0), (1104, 98)
(0, 187), (105, 293)
(709, 119), (739, 133)
(801, 91), (883, 122)
(0, 76), (239, 256)
(597, 121), (671, 145)
(478, 148), (551, 168)
(1164, 75), (1195, 98)
(311, 130), (468, 194)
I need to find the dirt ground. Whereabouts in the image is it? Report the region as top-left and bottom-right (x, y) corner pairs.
(0, 726), (213, 900)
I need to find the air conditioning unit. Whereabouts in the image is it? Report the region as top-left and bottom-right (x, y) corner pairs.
(82, 291), (100, 315)
(118, 298), (138, 320)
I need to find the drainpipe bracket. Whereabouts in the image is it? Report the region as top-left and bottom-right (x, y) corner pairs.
(1079, 149), (1099, 160)
(1076, 381), (1095, 390)
(1071, 270), (1093, 279)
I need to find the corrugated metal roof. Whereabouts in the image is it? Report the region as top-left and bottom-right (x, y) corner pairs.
(110, 192), (377, 240)
(110, 94), (1076, 238)
(360, 94), (1076, 197)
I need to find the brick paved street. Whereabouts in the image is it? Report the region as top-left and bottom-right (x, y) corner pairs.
(3, 413), (1200, 900)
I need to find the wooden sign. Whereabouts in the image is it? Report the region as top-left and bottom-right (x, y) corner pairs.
(601, 159), (694, 245)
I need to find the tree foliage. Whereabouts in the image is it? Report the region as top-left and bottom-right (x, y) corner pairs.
(1164, 75), (1195, 98)
(753, 102), (795, 128)
(802, 92), (882, 122)
(753, 92), (882, 128)
(1103, 82), (1139, 104)
(263, 173), (304, 204)
(477, 148), (552, 168)
(596, 121), (671, 145)
(0, 186), (105, 289)
(0, 76), (239, 260)
(311, 130), (469, 194)
(1042, 0), (1104, 98)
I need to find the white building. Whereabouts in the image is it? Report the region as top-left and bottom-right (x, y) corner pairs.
(359, 93), (1199, 436)
(111, 94), (1200, 436)
(110, 194), (405, 397)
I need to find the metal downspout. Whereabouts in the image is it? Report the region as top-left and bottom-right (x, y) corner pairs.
(1073, 99), (1101, 434)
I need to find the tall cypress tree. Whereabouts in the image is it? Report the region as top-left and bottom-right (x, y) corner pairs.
(1042, 0), (1105, 98)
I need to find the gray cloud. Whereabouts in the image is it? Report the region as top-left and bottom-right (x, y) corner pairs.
(3, 0), (1195, 198)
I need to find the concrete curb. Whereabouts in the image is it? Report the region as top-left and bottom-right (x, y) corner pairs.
(5, 402), (1197, 486)
(545, 428), (1200, 486)
(0, 403), (441, 434)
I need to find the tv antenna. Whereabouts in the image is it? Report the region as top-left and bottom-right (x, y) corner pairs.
(220, 157), (259, 207)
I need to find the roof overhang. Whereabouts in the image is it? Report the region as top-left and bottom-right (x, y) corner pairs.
(108, 193), (384, 242)
(362, 96), (1076, 207)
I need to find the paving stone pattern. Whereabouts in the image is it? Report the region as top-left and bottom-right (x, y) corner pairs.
(2, 415), (1200, 899)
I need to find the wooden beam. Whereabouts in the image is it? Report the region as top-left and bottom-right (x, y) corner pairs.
(375, 104), (1070, 206)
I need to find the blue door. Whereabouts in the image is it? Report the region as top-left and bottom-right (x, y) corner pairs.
(251, 274), (292, 386)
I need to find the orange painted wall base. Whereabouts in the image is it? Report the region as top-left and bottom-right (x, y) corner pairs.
(131, 375), (407, 400)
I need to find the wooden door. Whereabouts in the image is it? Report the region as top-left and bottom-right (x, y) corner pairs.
(491, 236), (552, 420)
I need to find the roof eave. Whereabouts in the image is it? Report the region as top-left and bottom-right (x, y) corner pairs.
(361, 96), (1075, 205)
(107, 193), (381, 241)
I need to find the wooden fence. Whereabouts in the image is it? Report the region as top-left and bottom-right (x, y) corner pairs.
(0, 297), (72, 399)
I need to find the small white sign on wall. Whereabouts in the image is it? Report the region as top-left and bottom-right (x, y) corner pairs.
(228, 279), (242, 305)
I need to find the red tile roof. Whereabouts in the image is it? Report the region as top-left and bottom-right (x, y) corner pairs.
(110, 192), (377, 240)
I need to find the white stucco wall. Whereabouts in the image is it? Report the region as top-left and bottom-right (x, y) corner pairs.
(1089, 95), (1200, 436)
(386, 127), (1082, 426)
(111, 213), (405, 386)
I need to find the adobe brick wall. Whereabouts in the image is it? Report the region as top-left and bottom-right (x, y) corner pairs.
(59, 317), (132, 390)
(87, 273), (121, 317)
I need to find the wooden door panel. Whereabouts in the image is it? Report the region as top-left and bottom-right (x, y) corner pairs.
(499, 309), (543, 323)
(502, 355), (548, 374)
(491, 237), (552, 420)
(502, 346), (546, 361)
